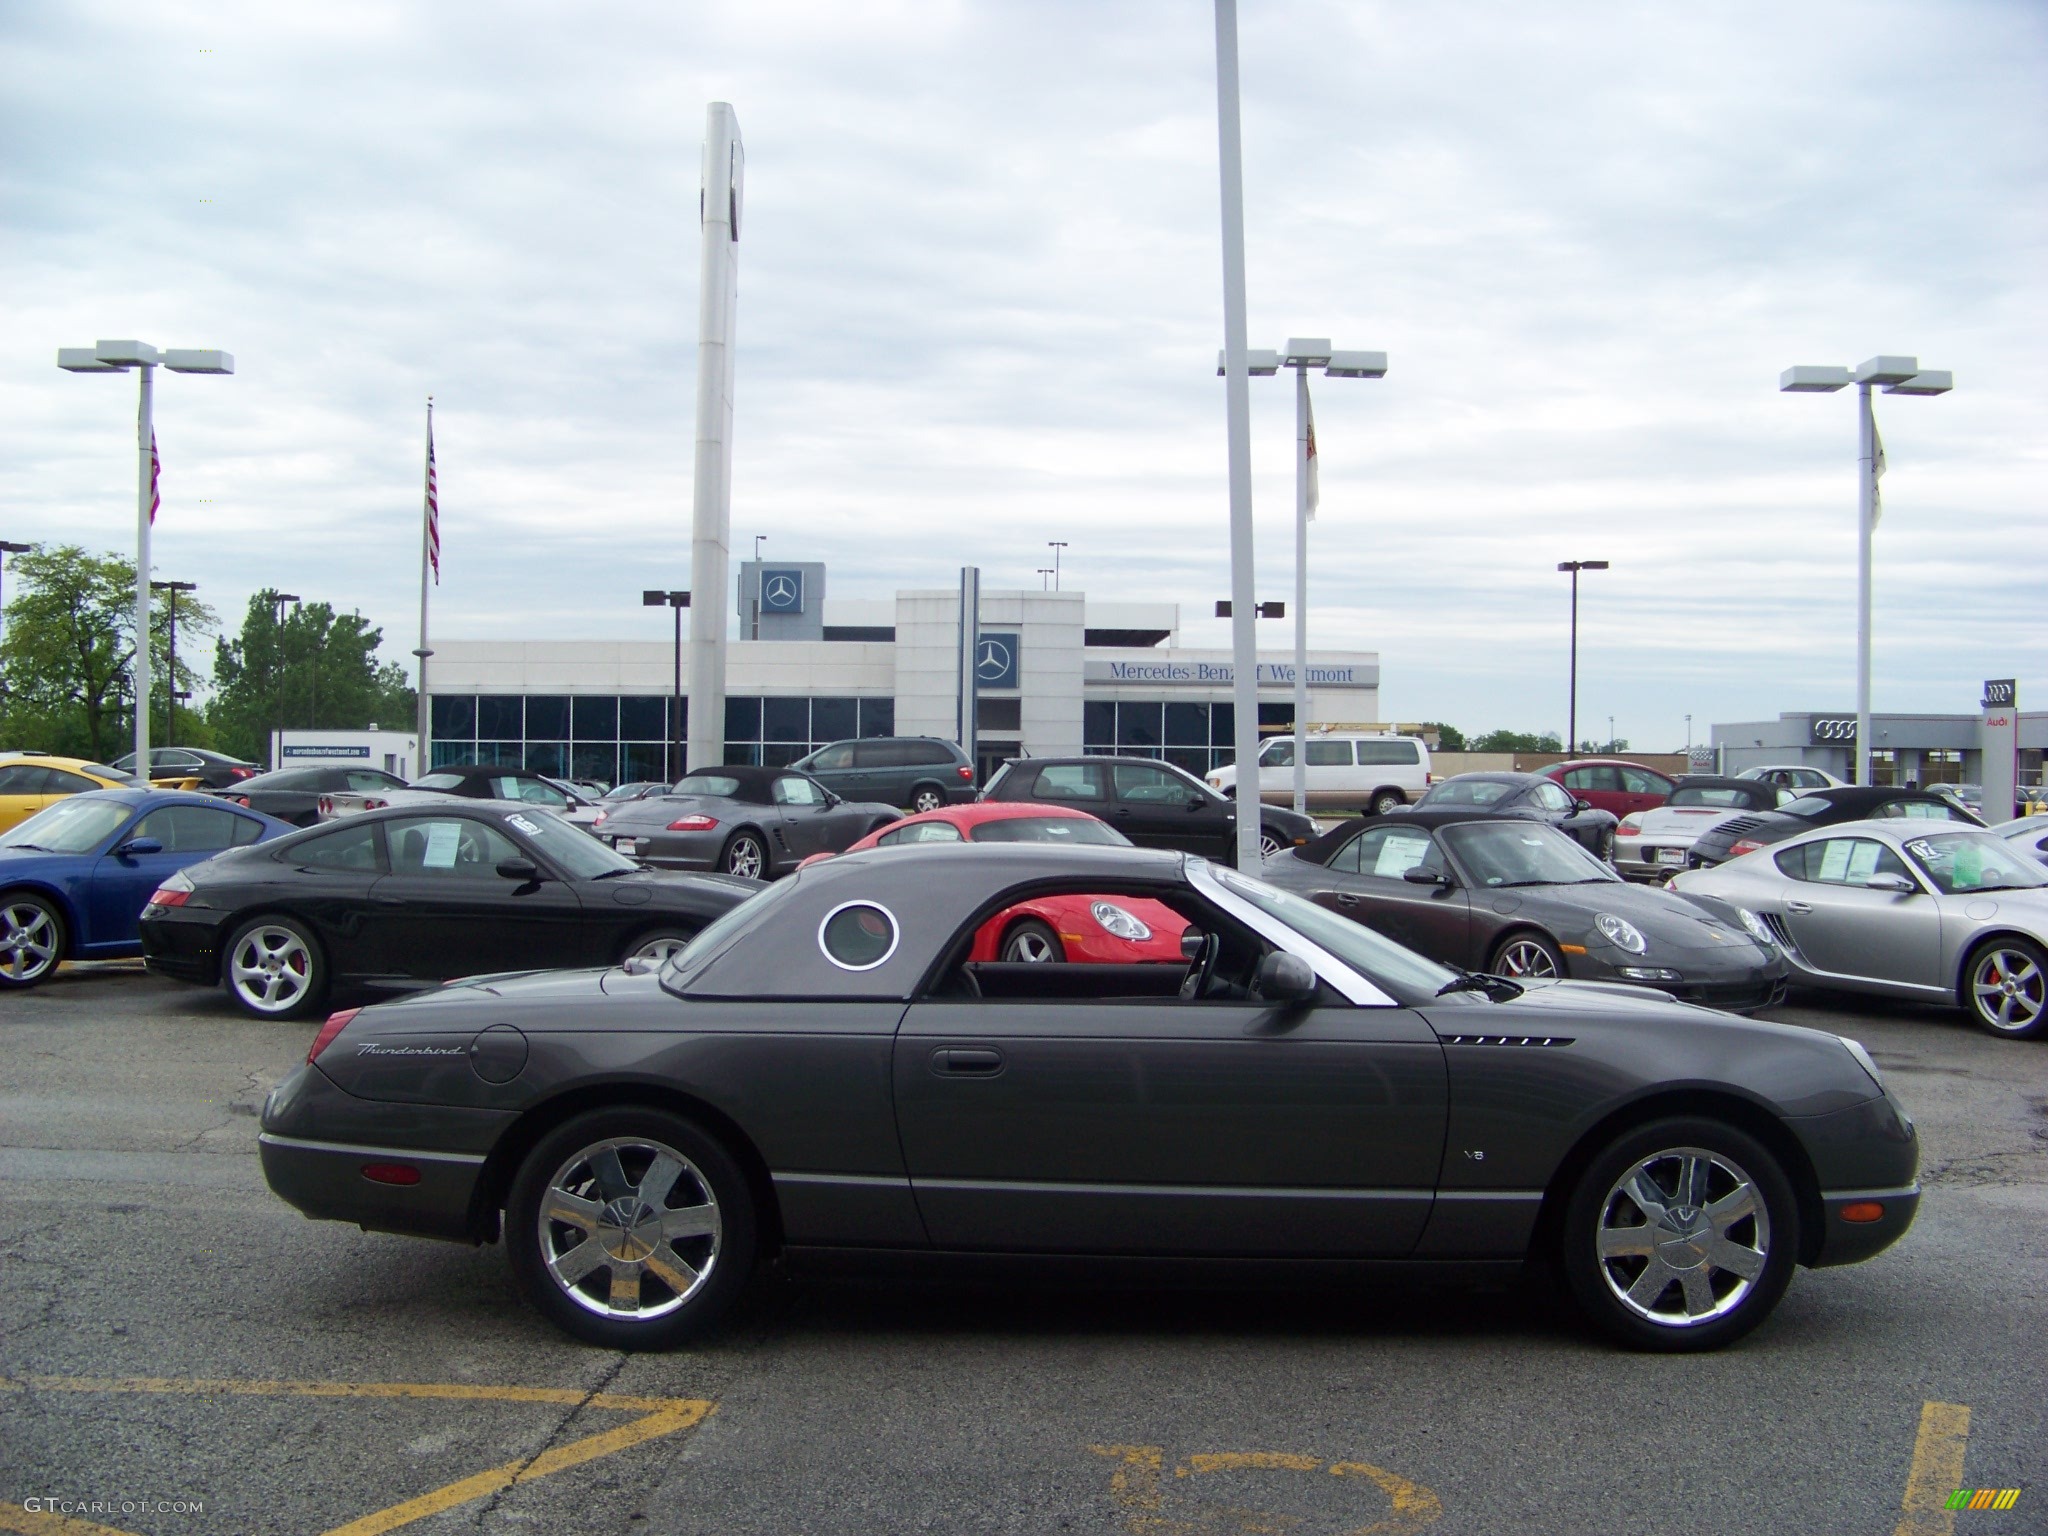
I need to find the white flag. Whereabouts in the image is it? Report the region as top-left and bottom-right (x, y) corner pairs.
(1305, 385), (1320, 521)
(1870, 420), (1886, 529)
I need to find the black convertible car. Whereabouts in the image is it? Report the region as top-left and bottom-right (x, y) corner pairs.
(213, 764), (410, 826)
(1394, 772), (1620, 859)
(261, 845), (1917, 1354)
(1262, 813), (1786, 1011)
(141, 801), (759, 1018)
(1686, 786), (1984, 869)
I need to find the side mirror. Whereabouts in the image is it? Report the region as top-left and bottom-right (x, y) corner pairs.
(1187, 795), (1207, 811)
(115, 837), (165, 857)
(1574, 798), (1594, 814)
(496, 857), (541, 882)
(1402, 866), (1448, 886)
(1864, 872), (1916, 894)
(1251, 950), (1317, 1004)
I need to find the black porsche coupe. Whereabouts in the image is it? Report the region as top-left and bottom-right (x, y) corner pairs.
(260, 845), (1918, 1354)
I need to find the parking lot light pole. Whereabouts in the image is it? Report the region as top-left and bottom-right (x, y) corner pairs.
(271, 592), (300, 771)
(1047, 541), (1068, 592)
(58, 340), (233, 768)
(0, 540), (30, 648)
(150, 580), (197, 749)
(644, 590), (690, 782)
(1557, 560), (1609, 753)
(1780, 357), (1952, 787)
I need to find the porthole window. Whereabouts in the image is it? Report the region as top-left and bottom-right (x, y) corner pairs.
(819, 901), (899, 971)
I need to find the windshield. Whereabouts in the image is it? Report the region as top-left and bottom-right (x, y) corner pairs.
(511, 810), (638, 879)
(1423, 779), (1513, 807)
(661, 876), (805, 990)
(1207, 862), (1459, 999)
(970, 816), (1130, 846)
(1443, 821), (1617, 886)
(1, 796), (136, 854)
(1900, 831), (2046, 895)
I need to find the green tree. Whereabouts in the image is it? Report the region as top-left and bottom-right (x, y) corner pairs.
(207, 592), (416, 763)
(1412, 720), (1466, 751)
(1470, 728), (1564, 754)
(0, 544), (216, 761)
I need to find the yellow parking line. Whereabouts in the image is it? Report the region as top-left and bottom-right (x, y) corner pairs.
(1895, 1401), (1971, 1536)
(4, 1375), (715, 1536)
(1090, 1443), (1442, 1534)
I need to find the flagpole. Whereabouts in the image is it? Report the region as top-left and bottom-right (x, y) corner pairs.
(133, 364), (154, 770)
(1292, 365), (1310, 816)
(1855, 381), (1874, 788)
(414, 398), (434, 778)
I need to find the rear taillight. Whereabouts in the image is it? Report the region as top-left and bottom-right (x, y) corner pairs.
(318, 795), (333, 816)
(147, 887), (191, 908)
(229, 766), (255, 780)
(1618, 814), (1643, 835)
(668, 814), (718, 832)
(307, 1008), (361, 1064)
(956, 765), (974, 780)
(1730, 838), (1765, 857)
(592, 810), (607, 826)
(231, 795), (251, 806)
(363, 798), (387, 811)
(360, 1163), (422, 1186)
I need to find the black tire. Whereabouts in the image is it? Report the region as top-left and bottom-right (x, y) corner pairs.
(1561, 1116), (1798, 1352)
(619, 929), (696, 970)
(0, 890), (66, 989)
(1000, 918), (1065, 963)
(1369, 789), (1404, 816)
(221, 914), (327, 1019)
(1960, 936), (2048, 1039)
(909, 784), (947, 814)
(722, 830), (767, 880)
(1488, 930), (1565, 981)
(505, 1106), (757, 1350)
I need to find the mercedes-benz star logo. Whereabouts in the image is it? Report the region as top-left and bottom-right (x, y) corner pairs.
(975, 638), (1012, 682)
(764, 574), (798, 608)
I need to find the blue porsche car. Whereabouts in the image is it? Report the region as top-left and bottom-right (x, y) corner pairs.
(0, 788), (291, 989)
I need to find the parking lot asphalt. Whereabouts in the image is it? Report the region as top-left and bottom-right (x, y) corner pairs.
(2, 967), (2043, 1535)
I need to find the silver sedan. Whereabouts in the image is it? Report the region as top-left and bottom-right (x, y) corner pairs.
(1672, 819), (2048, 1039)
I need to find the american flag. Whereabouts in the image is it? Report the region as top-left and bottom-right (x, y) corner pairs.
(1305, 387), (1320, 521)
(149, 429), (161, 524)
(425, 409), (440, 583)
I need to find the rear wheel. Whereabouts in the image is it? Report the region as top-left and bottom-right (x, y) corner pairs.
(222, 915), (326, 1019)
(621, 929), (695, 970)
(1369, 789), (1404, 816)
(0, 891), (64, 989)
(909, 784), (946, 814)
(1561, 1117), (1797, 1351)
(505, 1107), (756, 1349)
(1489, 932), (1564, 981)
(1962, 938), (2047, 1038)
(1000, 918), (1065, 963)
(722, 831), (767, 880)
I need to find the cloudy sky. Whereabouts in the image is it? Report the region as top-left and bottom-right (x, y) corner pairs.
(4, 0), (2042, 750)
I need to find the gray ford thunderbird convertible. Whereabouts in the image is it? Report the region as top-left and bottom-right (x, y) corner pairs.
(260, 845), (1918, 1353)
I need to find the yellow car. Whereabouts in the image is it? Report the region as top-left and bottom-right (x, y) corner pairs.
(0, 754), (135, 833)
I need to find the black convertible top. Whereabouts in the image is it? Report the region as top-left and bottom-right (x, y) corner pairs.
(666, 764), (801, 806)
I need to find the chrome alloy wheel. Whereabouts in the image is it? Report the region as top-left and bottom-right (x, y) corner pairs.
(1257, 832), (1283, 859)
(911, 788), (945, 813)
(626, 934), (691, 968)
(1594, 1146), (1770, 1328)
(1969, 945), (2045, 1034)
(1002, 925), (1061, 963)
(0, 900), (59, 983)
(724, 835), (765, 880)
(537, 1136), (722, 1321)
(1494, 938), (1561, 979)
(228, 924), (314, 1013)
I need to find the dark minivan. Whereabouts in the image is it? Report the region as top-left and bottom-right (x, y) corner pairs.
(789, 737), (977, 812)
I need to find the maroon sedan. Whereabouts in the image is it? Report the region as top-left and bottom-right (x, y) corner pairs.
(1544, 759), (1675, 820)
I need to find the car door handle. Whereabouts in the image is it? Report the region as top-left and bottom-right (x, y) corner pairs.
(1331, 892), (1358, 906)
(931, 1047), (1004, 1076)
(1785, 901), (1813, 914)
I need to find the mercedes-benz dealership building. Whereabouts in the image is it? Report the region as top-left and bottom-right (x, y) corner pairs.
(426, 563), (1383, 785)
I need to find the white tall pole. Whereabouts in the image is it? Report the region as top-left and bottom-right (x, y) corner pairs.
(416, 398), (434, 777)
(1292, 365), (1309, 816)
(1212, 0), (1261, 872)
(133, 364), (154, 770)
(1855, 383), (1877, 788)
(687, 103), (744, 773)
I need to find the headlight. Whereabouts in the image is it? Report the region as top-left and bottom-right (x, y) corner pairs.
(1594, 913), (1647, 954)
(1837, 1035), (1886, 1092)
(1736, 907), (1774, 947)
(1090, 901), (1153, 942)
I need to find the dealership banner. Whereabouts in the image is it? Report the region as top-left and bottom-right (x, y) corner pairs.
(1084, 659), (1378, 688)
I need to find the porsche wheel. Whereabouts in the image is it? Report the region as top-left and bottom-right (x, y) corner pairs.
(0, 891), (64, 989)
(506, 1107), (756, 1350)
(1562, 1117), (1797, 1351)
(1962, 938), (2047, 1039)
(1257, 831), (1284, 859)
(722, 831), (766, 880)
(621, 930), (695, 970)
(1489, 932), (1564, 981)
(1000, 918), (1065, 963)
(223, 916), (326, 1019)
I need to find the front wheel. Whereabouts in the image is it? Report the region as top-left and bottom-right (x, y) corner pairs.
(1256, 831), (1283, 859)
(222, 916), (326, 1019)
(505, 1107), (757, 1349)
(1489, 932), (1564, 981)
(1001, 918), (1065, 963)
(0, 891), (65, 988)
(1962, 938), (2047, 1038)
(909, 785), (947, 814)
(1561, 1117), (1798, 1351)
(722, 831), (767, 880)
(621, 929), (695, 970)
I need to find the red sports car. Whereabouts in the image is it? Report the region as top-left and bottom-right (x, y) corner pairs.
(803, 802), (1188, 964)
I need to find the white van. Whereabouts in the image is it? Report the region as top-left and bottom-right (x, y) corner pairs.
(1207, 732), (1433, 814)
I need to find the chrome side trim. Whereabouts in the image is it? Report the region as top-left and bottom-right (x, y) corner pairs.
(1821, 1184), (1921, 1202)
(1432, 1190), (1544, 1202)
(911, 1176), (1431, 1201)
(773, 1171), (913, 1189)
(257, 1132), (487, 1166)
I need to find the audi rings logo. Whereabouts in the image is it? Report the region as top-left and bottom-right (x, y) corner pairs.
(1809, 716), (1858, 743)
(760, 570), (804, 613)
(1983, 678), (2016, 707)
